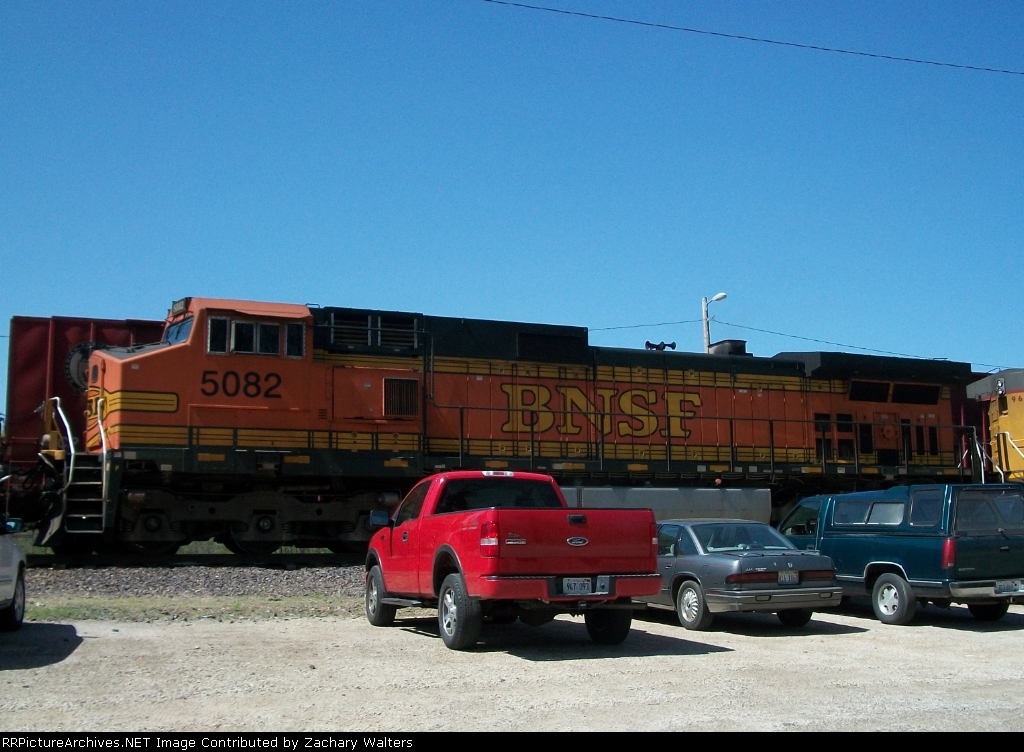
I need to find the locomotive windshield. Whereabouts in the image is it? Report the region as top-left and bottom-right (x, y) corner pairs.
(163, 317), (193, 345)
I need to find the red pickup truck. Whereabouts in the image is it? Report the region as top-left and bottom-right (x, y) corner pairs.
(364, 470), (661, 649)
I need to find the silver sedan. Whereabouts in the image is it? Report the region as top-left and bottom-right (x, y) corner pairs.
(640, 519), (842, 630)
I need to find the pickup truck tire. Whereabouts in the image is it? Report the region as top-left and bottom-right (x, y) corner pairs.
(967, 602), (1009, 622)
(585, 609), (632, 645)
(776, 608), (813, 628)
(438, 573), (482, 650)
(0, 569), (25, 632)
(676, 580), (714, 631)
(872, 573), (917, 625)
(365, 565), (397, 627)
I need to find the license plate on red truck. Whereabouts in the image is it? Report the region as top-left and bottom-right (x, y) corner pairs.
(563, 578), (592, 595)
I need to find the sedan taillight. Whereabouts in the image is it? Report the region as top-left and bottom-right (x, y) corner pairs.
(725, 571), (779, 584)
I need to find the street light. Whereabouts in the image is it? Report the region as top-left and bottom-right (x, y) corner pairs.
(702, 292), (727, 353)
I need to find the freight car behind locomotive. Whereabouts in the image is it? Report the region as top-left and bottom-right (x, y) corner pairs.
(3, 297), (986, 556)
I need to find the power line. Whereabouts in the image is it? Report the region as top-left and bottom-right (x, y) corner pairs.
(713, 318), (1012, 370)
(591, 318), (701, 332)
(588, 314), (1011, 370)
(473, 0), (1024, 77)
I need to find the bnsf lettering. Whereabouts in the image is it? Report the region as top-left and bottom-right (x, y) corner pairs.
(201, 370), (282, 398)
(503, 383), (701, 438)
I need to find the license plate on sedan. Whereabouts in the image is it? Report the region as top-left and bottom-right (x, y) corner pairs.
(778, 571), (800, 586)
(563, 577), (592, 595)
(995, 579), (1024, 594)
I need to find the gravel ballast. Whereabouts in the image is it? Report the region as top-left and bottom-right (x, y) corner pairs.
(27, 564), (367, 598)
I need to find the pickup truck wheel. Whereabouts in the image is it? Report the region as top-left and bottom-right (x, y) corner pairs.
(438, 573), (482, 650)
(365, 565), (396, 627)
(0, 569), (25, 632)
(585, 609), (632, 645)
(776, 609), (813, 628)
(968, 602), (1009, 622)
(676, 580), (714, 631)
(871, 573), (917, 625)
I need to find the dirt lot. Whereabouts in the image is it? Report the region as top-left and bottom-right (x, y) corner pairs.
(3, 598), (1024, 731)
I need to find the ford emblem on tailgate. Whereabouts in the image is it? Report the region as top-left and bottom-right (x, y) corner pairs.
(567, 536), (589, 547)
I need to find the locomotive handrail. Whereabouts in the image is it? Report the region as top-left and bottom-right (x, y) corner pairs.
(97, 397), (109, 504)
(429, 401), (971, 472)
(50, 397), (76, 491)
(996, 431), (1024, 462)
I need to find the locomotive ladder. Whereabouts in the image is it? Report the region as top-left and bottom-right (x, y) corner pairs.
(62, 453), (105, 534)
(40, 397), (108, 544)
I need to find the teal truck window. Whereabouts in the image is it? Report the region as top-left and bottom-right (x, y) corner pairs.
(834, 500), (871, 525)
(867, 502), (905, 525)
(955, 496), (999, 532)
(780, 500), (821, 536)
(910, 490), (943, 527)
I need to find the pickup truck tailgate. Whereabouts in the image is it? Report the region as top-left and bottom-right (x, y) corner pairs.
(494, 508), (656, 575)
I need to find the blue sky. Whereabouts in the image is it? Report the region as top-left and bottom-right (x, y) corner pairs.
(2, 1), (1022, 402)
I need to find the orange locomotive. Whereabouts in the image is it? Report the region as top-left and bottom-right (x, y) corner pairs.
(18, 296), (982, 554)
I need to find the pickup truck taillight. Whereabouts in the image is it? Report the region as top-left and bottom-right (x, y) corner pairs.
(481, 520), (499, 557)
(941, 537), (956, 569)
(652, 522), (659, 555)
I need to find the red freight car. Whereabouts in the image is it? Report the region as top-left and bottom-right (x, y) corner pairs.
(3, 316), (164, 471)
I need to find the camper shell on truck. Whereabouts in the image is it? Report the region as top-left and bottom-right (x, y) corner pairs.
(779, 484), (1024, 624)
(364, 470), (661, 650)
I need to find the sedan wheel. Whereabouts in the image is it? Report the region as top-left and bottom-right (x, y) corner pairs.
(0, 571), (25, 632)
(675, 580), (713, 631)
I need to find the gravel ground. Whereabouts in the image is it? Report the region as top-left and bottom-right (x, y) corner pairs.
(3, 605), (1024, 731)
(26, 564), (366, 598)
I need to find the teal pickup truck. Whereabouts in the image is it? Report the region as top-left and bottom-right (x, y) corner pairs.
(778, 484), (1024, 625)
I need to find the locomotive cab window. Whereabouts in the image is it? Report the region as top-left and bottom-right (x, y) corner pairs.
(286, 323), (305, 358)
(208, 317), (229, 354)
(232, 322), (255, 353)
(163, 317), (194, 345)
(257, 323), (280, 355)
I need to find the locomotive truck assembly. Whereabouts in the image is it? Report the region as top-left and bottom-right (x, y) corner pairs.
(1, 296), (991, 557)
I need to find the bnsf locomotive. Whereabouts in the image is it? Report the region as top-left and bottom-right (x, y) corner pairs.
(2, 297), (987, 555)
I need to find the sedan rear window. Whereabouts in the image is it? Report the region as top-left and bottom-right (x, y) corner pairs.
(691, 523), (795, 553)
(434, 479), (563, 514)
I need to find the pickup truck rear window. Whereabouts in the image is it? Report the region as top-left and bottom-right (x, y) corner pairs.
(955, 489), (1024, 535)
(434, 479), (564, 513)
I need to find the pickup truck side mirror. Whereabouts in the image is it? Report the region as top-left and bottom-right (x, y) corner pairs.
(368, 510), (392, 530)
(4, 519), (23, 534)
